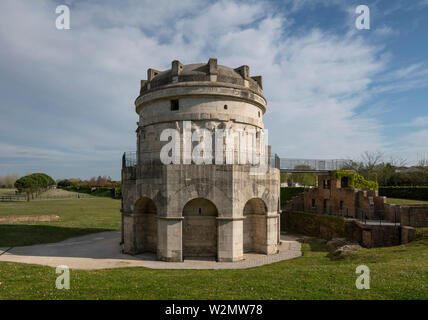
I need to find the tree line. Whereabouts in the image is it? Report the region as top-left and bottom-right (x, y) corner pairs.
(343, 151), (428, 186)
(57, 176), (120, 188)
(280, 152), (428, 187)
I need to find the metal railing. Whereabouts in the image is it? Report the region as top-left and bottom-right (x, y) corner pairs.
(123, 151), (350, 174)
(122, 151), (275, 168)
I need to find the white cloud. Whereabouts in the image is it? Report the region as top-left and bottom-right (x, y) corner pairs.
(411, 116), (428, 127)
(0, 0), (427, 178)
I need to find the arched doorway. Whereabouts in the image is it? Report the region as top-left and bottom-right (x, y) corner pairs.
(135, 197), (157, 253)
(243, 198), (267, 253)
(182, 198), (218, 258)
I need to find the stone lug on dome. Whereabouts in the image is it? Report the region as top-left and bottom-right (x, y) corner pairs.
(234, 65), (250, 80)
(171, 60), (183, 76)
(147, 68), (160, 81)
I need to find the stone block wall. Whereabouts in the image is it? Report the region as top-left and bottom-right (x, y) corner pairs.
(399, 206), (428, 227)
(345, 220), (416, 248)
(284, 173), (428, 227)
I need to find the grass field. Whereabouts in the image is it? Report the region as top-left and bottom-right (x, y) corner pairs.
(0, 236), (426, 299)
(0, 196), (427, 300)
(0, 197), (121, 246)
(386, 198), (428, 205)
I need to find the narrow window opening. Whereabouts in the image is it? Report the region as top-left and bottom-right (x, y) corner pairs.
(170, 99), (179, 111)
(224, 105), (228, 110)
(198, 208), (202, 215)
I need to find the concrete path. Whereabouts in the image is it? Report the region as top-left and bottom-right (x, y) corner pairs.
(0, 231), (302, 270)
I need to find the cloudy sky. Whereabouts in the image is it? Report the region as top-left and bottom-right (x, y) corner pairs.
(0, 0), (427, 180)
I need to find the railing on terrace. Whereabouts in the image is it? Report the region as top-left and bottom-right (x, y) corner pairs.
(277, 158), (350, 173)
(122, 151), (275, 168)
(122, 151), (349, 173)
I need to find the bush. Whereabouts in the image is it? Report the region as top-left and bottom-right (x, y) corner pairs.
(280, 187), (305, 207)
(379, 186), (428, 201)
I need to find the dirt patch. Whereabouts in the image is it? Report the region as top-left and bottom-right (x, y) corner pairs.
(0, 215), (61, 223)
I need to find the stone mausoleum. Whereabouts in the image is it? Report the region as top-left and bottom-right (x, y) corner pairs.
(121, 59), (280, 262)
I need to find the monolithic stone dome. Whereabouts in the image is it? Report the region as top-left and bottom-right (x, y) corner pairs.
(139, 58), (264, 96)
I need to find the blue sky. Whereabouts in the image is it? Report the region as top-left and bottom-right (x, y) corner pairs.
(0, 0), (427, 180)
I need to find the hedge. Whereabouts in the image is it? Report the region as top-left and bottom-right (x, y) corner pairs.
(379, 186), (428, 201)
(280, 187), (305, 207)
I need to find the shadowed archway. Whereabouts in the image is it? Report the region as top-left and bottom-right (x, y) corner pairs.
(182, 198), (218, 258)
(243, 198), (267, 253)
(135, 197), (157, 253)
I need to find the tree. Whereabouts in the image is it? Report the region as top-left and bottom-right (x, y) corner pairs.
(14, 173), (55, 201)
(57, 179), (72, 188)
(290, 165), (316, 186)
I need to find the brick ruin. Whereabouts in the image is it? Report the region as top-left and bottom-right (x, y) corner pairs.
(285, 171), (428, 227)
(283, 171), (428, 247)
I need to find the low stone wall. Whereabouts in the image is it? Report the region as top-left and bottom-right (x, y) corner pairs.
(282, 211), (417, 248)
(345, 220), (416, 248)
(399, 206), (428, 227)
(280, 210), (345, 240)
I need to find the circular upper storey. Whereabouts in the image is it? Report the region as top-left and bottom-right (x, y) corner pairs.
(135, 59), (266, 115)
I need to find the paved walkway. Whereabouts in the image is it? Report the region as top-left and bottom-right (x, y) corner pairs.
(0, 231), (301, 270)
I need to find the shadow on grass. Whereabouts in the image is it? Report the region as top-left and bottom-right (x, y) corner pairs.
(0, 224), (115, 247)
(303, 238), (331, 253)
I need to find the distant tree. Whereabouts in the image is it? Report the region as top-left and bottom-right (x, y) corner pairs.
(57, 179), (72, 188)
(280, 172), (289, 184)
(290, 165), (316, 186)
(14, 173), (55, 201)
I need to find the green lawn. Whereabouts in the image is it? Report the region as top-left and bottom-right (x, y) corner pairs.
(386, 198), (428, 205)
(0, 236), (427, 299)
(0, 197), (427, 299)
(0, 197), (121, 246)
